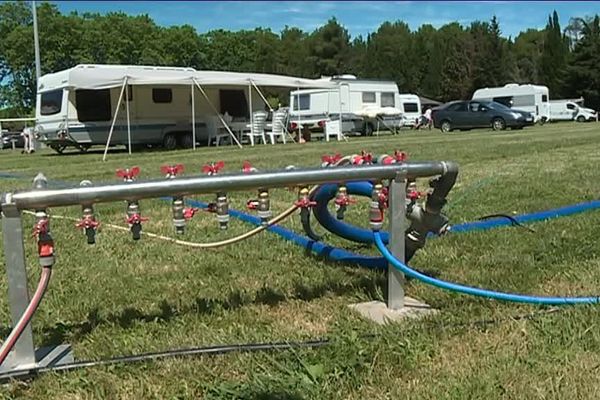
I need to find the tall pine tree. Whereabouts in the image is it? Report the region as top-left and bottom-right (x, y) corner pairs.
(539, 10), (569, 97)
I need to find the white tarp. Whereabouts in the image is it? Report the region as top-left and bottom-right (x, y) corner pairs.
(38, 64), (337, 92)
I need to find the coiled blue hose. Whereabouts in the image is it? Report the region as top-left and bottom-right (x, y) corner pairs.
(373, 231), (600, 305)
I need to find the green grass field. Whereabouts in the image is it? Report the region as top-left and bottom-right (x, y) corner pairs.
(1, 122), (600, 399)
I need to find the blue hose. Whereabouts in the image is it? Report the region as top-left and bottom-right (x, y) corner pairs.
(373, 231), (600, 305)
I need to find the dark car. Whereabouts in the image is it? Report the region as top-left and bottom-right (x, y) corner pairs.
(0, 131), (25, 149)
(432, 100), (534, 133)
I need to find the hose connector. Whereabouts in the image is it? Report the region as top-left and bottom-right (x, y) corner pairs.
(172, 197), (185, 234)
(257, 189), (271, 225)
(76, 205), (99, 245)
(32, 210), (54, 267)
(215, 192), (229, 230)
(369, 182), (385, 231)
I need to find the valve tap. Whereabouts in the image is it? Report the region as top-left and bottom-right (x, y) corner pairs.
(202, 161), (225, 176)
(321, 153), (342, 167)
(334, 185), (355, 220)
(126, 202), (147, 241)
(378, 150), (408, 165)
(117, 167), (146, 240)
(369, 182), (385, 231)
(75, 180), (99, 245)
(242, 160), (258, 174)
(32, 210), (54, 267)
(294, 187), (317, 209)
(351, 151), (373, 165)
(161, 164), (187, 234)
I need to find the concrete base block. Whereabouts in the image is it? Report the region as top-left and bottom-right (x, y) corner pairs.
(349, 298), (437, 325)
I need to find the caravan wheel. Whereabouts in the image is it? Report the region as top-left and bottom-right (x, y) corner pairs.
(162, 133), (177, 151)
(178, 132), (194, 149)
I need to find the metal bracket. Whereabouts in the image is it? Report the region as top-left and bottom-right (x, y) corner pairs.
(387, 170), (407, 310)
(0, 201), (72, 379)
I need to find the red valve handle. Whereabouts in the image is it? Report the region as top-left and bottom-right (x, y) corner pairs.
(160, 164), (184, 177)
(294, 198), (317, 208)
(246, 199), (259, 210)
(126, 213), (148, 225)
(38, 242), (54, 258)
(321, 153), (342, 165)
(334, 195), (356, 207)
(378, 191), (389, 209)
(407, 190), (422, 201)
(75, 216), (100, 229)
(116, 166), (140, 180)
(242, 160), (257, 174)
(32, 219), (49, 237)
(352, 151), (373, 165)
(394, 150), (408, 162)
(202, 161), (225, 175)
(183, 207), (199, 219)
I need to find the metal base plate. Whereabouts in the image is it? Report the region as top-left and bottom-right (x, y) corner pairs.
(0, 344), (73, 381)
(349, 298), (437, 325)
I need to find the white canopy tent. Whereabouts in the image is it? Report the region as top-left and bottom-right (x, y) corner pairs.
(38, 64), (337, 160)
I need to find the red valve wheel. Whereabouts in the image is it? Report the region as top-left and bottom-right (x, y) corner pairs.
(160, 164), (184, 176)
(116, 166), (140, 180)
(294, 198), (317, 208)
(321, 153), (342, 165)
(126, 213), (148, 225)
(202, 161), (225, 175)
(183, 207), (199, 219)
(75, 216), (100, 230)
(242, 161), (257, 174)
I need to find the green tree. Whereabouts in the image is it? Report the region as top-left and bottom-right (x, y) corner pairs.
(539, 10), (569, 97)
(513, 28), (545, 83)
(566, 15), (600, 109)
(306, 18), (351, 77)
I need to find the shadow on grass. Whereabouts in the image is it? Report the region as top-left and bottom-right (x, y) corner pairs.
(34, 273), (386, 347)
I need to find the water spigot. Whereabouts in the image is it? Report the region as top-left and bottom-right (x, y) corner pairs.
(202, 161), (225, 176)
(76, 206), (99, 245)
(294, 187), (317, 209)
(32, 211), (54, 267)
(126, 201), (147, 241)
(161, 164), (184, 179)
(242, 161), (257, 173)
(321, 153), (342, 167)
(334, 185), (355, 220)
(378, 150), (408, 165)
(369, 183), (385, 231)
(351, 151), (373, 165)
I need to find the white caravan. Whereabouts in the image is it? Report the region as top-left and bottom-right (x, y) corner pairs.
(289, 75), (421, 135)
(549, 98), (598, 122)
(472, 83), (550, 123)
(35, 64), (334, 153)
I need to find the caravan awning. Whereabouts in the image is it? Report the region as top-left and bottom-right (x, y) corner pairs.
(38, 64), (337, 92)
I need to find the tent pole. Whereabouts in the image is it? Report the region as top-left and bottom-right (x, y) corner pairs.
(248, 82), (255, 144)
(296, 86), (301, 143)
(191, 83), (196, 150)
(125, 78), (131, 155)
(250, 80), (295, 143)
(102, 78), (127, 162)
(193, 79), (242, 149)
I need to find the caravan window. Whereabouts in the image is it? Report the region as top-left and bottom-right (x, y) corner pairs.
(40, 90), (63, 116)
(152, 88), (172, 103)
(381, 92), (395, 107)
(512, 95), (535, 107)
(293, 94), (310, 111)
(75, 89), (111, 122)
(403, 103), (419, 113)
(492, 96), (513, 107)
(542, 94), (548, 102)
(362, 92), (376, 104)
(220, 89), (249, 117)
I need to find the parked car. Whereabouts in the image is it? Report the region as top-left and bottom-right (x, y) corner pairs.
(432, 100), (535, 133)
(0, 130), (24, 149)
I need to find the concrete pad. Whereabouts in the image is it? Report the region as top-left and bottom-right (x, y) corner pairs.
(349, 297), (437, 325)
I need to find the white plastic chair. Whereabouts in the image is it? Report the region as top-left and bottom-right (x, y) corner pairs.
(325, 119), (343, 142)
(206, 116), (230, 147)
(244, 111), (268, 146)
(268, 110), (288, 144)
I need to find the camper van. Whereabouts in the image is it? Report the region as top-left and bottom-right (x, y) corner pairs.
(549, 98), (598, 122)
(35, 64), (332, 153)
(472, 83), (550, 123)
(289, 76), (421, 135)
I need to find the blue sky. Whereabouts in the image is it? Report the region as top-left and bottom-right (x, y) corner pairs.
(54, 1), (600, 39)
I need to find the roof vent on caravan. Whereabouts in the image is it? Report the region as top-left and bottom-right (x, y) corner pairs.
(333, 74), (357, 80)
(504, 83), (519, 87)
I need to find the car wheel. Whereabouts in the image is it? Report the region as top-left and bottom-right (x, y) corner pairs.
(440, 120), (451, 133)
(162, 133), (177, 151)
(492, 117), (506, 131)
(577, 116), (586, 122)
(178, 132), (194, 149)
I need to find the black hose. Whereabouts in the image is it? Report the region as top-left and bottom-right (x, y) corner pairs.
(300, 209), (324, 241)
(477, 213), (536, 233)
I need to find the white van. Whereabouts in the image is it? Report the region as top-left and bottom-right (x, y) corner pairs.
(549, 98), (597, 122)
(289, 76), (420, 135)
(472, 83), (550, 123)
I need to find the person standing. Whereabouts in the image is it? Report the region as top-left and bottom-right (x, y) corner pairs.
(21, 126), (35, 154)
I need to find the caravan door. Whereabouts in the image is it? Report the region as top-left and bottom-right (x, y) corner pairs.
(339, 84), (351, 117)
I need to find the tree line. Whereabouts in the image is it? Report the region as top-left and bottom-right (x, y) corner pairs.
(1, 1), (599, 115)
